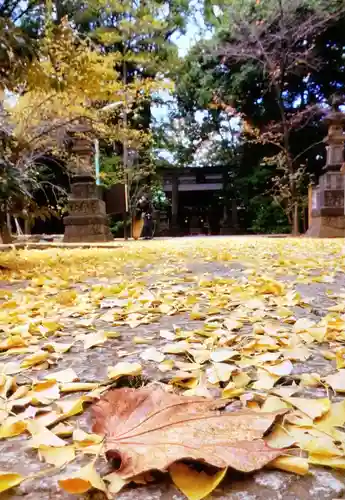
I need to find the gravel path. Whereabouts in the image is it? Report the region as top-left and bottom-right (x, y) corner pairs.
(1, 237), (345, 499)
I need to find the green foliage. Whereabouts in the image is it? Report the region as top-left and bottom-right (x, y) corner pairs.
(249, 198), (290, 234)
(110, 217), (131, 238)
(170, 0), (345, 233)
(151, 186), (170, 211)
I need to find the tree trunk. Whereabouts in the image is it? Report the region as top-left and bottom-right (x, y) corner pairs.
(24, 218), (31, 235)
(0, 212), (12, 244)
(292, 202), (299, 236)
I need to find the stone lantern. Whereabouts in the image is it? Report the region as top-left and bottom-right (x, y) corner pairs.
(63, 124), (112, 242)
(307, 95), (345, 237)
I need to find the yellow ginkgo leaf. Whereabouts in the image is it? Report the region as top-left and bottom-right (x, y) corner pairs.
(183, 383), (212, 398)
(0, 335), (27, 352)
(210, 348), (239, 363)
(9, 385), (29, 401)
(31, 382), (60, 403)
(140, 347), (165, 363)
(308, 326), (327, 342)
(262, 360), (293, 377)
(270, 455), (309, 475)
(160, 329), (175, 340)
(300, 373), (321, 387)
(56, 290), (77, 306)
(133, 336), (153, 345)
(308, 455), (345, 469)
(188, 349), (211, 364)
(56, 397), (86, 419)
(261, 396), (288, 413)
(39, 321), (62, 335)
(284, 397), (330, 420)
(224, 318), (242, 331)
(255, 336), (279, 350)
(175, 361), (202, 372)
(107, 362), (142, 380)
(245, 298), (265, 310)
(283, 346), (310, 361)
(32, 380), (56, 391)
(28, 427), (67, 448)
(162, 341), (189, 354)
(60, 382), (99, 393)
(206, 363), (236, 384)
(293, 318), (315, 332)
(1, 361), (24, 375)
(232, 371), (251, 388)
(0, 419), (27, 439)
(265, 425), (297, 449)
(303, 436), (343, 457)
(170, 371), (199, 389)
(39, 445), (75, 466)
(0, 471), (24, 493)
(158, 359), (174, 372)
(44, 342), (73, 354)
(252, 369), (280, 390)
(34, 411), (60, 428)
(59, 462), (106, 494)
(104, 471), (127, 495)
(45, 368), (78, 383)
(169, 462), (227, 500)
(20, 350), (49, 369)
(0, 374), (13, 399)
(315, 400), (345, 433)
(271, 384), (299, 398)
(259, 280), (285, 296)
(51, 422), (74, 437)
(83, 331), (108, 350)
(323, 350), (336, 360)
(324, 370), (345, 392)
(72, 428), (103, 447)
(336, 348), (345, 368)
(190, 310), (206, 321)
(221, 382), (244, 399)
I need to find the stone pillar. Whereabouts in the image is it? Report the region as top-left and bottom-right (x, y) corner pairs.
(307, 99), (345, 237)
(308, 183), (313, 229)
(220, 204), (231, 235)
(220, 200), (239, 235)
(171, 175), (179, 235)
(231, 199), (239, 229)
(63, 128), (112, 243)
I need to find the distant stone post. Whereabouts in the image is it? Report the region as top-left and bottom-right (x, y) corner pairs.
(171, 174), (179, 235)
(63, 125), (113, 242)
(306, 96), (345, 237)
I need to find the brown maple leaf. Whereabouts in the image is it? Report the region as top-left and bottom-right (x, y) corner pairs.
(92, 386), (286, 479)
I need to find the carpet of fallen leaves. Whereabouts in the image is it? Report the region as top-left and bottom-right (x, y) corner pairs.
(1, 236), (345, 499)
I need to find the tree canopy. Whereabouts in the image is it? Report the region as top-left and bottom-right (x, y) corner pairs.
(169, 0), (345, 233)
(1, 0), (345, 237)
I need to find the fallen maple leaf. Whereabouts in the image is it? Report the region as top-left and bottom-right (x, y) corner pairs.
(92, 386), (286, 479)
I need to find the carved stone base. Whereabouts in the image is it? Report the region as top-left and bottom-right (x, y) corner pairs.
(306, 215), (345, 237)
(63, 174), (113, 243)
(64, 223), (112, 242)
(220, 226), (239, 235)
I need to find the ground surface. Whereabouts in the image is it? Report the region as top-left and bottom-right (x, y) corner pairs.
(1, 237), (345, 499)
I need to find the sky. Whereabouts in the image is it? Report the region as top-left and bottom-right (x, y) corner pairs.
(152, 11), (211, 124)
